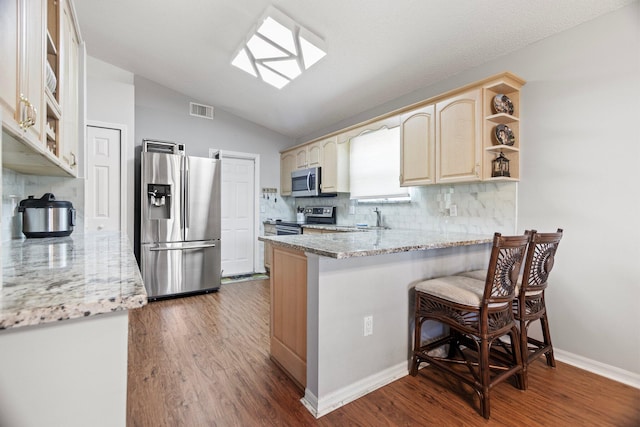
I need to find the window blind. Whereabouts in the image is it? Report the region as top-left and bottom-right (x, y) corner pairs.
(349, 126), (408, 200)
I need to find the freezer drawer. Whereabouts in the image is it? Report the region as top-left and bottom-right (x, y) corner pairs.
(141, 240), (221, 299)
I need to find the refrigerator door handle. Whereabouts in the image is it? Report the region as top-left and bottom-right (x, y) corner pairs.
(150, 242), (217, 252)
(184, 156), (190, 238)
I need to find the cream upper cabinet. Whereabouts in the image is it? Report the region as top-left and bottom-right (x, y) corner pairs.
(280, 150), (296, 196)
(0, 0), (19, 126)
(400, 104), (435, 186)
(320, 135), (349, 193)
(435, 89), (482, 183)
(1, 0), (82, 178)
(278, 73), (523, 196)
(295, 146), (308, 169)
(59, 0), (79, 170)
(307, 141), (322, 168)
(17, 0), (45, 145)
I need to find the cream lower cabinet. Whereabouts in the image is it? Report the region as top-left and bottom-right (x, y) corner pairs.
(400, 104), (435, 186)
(270, 246), (307, 389)
(436, 89), (482, 183)
(263, 223), (276, 271)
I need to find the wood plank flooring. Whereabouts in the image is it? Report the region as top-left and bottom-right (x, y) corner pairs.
(127, 279), (640, 426)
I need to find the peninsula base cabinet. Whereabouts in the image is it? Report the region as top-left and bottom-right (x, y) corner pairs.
(0, 312), (129, 427)
(270, 246), (307, 389)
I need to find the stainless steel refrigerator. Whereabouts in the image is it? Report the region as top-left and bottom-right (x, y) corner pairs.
(140, 140), (221, 299)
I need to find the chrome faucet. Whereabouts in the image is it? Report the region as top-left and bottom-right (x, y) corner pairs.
(373, 207), (382, 228)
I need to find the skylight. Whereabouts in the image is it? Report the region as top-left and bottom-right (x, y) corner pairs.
(231, 7), (327, 89)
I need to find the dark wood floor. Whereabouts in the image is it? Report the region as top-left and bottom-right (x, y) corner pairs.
(127, 279), (640, 426)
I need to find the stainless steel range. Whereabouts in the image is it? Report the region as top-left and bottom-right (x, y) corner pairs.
(275, 206), (336, 235)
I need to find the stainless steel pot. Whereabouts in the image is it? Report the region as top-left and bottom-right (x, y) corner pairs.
(18, 193), (76, 238)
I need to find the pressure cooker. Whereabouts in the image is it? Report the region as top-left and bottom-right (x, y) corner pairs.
(18, 193), (76, 238)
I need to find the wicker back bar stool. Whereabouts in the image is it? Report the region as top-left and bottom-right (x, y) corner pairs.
(410, 232), (530, 419)
(515, 228), (563, 388)
(457, 228), (563, 388)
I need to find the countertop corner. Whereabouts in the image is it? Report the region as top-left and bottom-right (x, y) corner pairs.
(1, 232), (148, 330)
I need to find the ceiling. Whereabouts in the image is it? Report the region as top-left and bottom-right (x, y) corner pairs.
(74, 0), (633, 139)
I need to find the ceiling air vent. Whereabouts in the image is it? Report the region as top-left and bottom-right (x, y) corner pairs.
(189, 102), (214, 120)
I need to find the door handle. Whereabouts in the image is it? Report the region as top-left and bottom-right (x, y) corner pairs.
(150, 243), (216, 251)
(184, 157), (189, 236)
(306, 171), (311, 191)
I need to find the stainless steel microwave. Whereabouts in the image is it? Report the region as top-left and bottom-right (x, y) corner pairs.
(291, 167), (321, 197)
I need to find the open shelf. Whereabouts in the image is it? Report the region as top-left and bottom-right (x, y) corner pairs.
(482, 74), (525, 181)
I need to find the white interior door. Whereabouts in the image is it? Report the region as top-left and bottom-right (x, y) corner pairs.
(221, 156), (255, 276)
(86, 126), (121, 232)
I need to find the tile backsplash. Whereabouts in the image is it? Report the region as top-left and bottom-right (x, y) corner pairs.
(262, 182), (517, 235)
(2, 168), (85, 240)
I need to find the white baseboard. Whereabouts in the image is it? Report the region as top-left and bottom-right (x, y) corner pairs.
(555, 349), (640, 389)
(300, 351), (639, 419)
(301, 362), (408, 418)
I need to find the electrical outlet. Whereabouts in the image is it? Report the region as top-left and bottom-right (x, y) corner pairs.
(450, 204), (457, 216)
(364, 315), (373, 336)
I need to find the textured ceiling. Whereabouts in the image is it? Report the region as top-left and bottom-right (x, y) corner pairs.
(74, 0), (634, 139)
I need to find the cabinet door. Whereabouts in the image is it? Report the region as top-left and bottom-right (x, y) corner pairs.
(60, 0), (79, 170)
(307, 141), (322, 168)
(270, 246), (307, 388)
(436, 89), (482, 183)
(295, 147), (308, 169)
(400, 104), (435, 186)
(280, 151), (296, 196)
(264, 240), (272, 270)
(321, 136), (349, 193)
(18, 0), (44, 144)
(320, 136), (337, 192)
(0, 0), (18, 124)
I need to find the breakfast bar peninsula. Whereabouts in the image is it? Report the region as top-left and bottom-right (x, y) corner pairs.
(260, 229), (492, 417)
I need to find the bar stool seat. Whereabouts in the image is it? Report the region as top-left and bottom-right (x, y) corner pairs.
(415, 276), (494, 307)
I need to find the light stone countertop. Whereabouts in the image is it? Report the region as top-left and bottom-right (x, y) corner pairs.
(1, 232), (147, 330)
(259, 229), (493, 259)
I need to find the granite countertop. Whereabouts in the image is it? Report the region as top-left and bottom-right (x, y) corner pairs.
(259, 229), (492, 259)
(1, 232), (147, 330)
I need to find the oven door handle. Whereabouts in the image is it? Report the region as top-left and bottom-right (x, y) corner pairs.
(306, 171), (311, 192)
